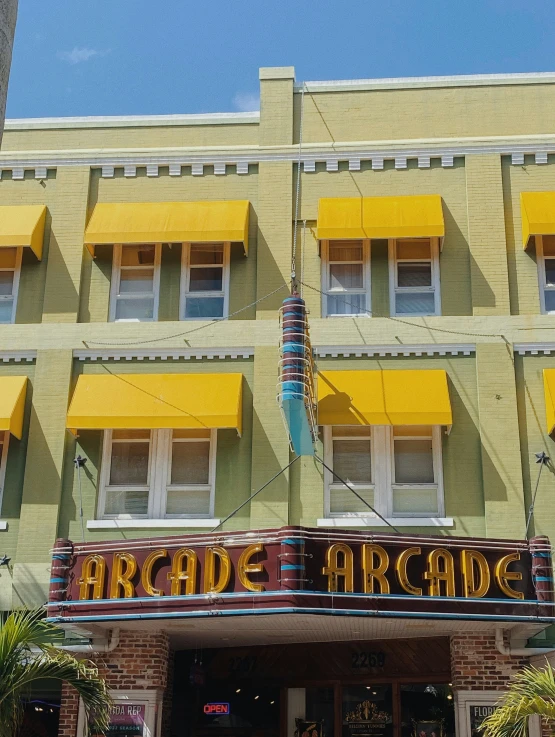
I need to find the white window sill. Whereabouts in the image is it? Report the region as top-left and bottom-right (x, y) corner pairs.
(0, 521), (8, 531)
(317, 517), (453, 528)
(87, 518), (220, 530)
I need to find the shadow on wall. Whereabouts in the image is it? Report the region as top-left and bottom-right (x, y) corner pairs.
(441, 204), (473, 317)
(41, 231), (80, 318)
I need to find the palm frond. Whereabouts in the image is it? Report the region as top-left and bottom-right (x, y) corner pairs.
(481, 662), (555, 737)
(0, 609), (112, 737)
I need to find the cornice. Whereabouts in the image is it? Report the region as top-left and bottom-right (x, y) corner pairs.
(0, 135), (553, 178)
(73, 347), (255, 362)
(297, 71), (555, 94)
(4, 111), (260, 130)
(0, 350), (36, 363)
(514, 343), (555, 356)
(314, 344), (475, 358)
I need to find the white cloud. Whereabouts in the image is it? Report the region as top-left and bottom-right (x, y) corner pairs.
(57, 47), (109, 65)
(233, 92), (260, 112)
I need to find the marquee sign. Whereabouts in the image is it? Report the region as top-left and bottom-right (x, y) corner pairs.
(47, 527), (554, 624)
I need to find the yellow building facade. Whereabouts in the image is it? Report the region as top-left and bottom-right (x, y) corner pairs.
(4, 66), (555, 736)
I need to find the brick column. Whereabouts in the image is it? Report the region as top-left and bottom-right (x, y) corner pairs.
(450, 632), (528, 691)
(58, 630), (172, 737)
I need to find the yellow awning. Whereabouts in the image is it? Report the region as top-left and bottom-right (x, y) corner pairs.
(0, 205), (47, 260)
(317, 195), (445, 243)
(0, 376), (28, 439)
(67, 373), (243, 434)
(84, 200), (250, 255)
(521, 192), (555, 249)
(318, 369), (452, 427)
(543, 369), (555, 435)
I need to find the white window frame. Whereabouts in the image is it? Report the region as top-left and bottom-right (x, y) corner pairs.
(0, 247), (22, 324)
(388, 425), (445, 518)
(321, 239), (371, 318)
(536, 234), (555, 314)
(388, 237), (441, 317)
(180, 242), (230, 321)
(98, 428), (217, 520)
(323, 425), (444, 520)
(0, 431), (10, 514)
(77, 689), (161, 737)
(109, 243), (161, 323)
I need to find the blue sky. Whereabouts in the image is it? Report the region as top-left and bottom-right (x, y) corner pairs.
(6, 0), (555, 118)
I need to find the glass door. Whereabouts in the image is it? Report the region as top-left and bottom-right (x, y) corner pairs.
(341, 685), (393, 737)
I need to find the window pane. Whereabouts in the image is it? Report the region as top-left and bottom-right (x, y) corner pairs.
(166, 488), (211, 516)
(190, 244), (224, 265)
(189, 267), (223, 292)
(0, 299), (13, 323)
(109, 440), (150, 485)
(333, 439), (371, 483)
(327, 293), (366, 315)
(394, 439), (434, 483)
(0, 272), (14, 296)
(115, 297), (154, 320)
(171, 440), (210, 484)
(329, 263), (363, 289)
(392, 488), (439, 515)
(397, 262), (432, 288)
(121, 245), (155, 266)
(184, 297), (224, 318)
(545, 290), (555, 313)
(395, 292), (435, 315)
(329, 243), (363, 262)
(330, 485), (374, 515)
(545, 259), (555, 287)
(104, 489), (149, 516)
(119, 269), (154, 294)
(0, 248), (16, 269)
(396, 239), (431, 260)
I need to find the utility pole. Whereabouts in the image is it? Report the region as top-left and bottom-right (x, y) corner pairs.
(0, 0), (17, 145)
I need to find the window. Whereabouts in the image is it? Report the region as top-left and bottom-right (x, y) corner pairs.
(321, 240), (370, 317)
(537, 235), (555, 314)
(98, 428), (216, 519)
(389, 238), (440, 316)
(181, 243), (230, 320)
(109, 244), (161, 322)
(323, 425), (444, 519)
(0, 247), (21, 324)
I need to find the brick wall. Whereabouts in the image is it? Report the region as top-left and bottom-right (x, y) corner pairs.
(58, 630), (172, 737)
(450, 633), (528, 691)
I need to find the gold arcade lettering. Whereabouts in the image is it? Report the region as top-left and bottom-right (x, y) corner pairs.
(77, 543), (525, 601)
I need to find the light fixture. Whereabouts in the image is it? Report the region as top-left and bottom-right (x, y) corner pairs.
(254, 695), (259, 700)
(236, 688), (241, 693)
(270, 700), (275, 705)
(447, 695), (453, 701)
(448, 683), (452, 687)
(366, 686), (371, 690)
(372, 691), (377, 695)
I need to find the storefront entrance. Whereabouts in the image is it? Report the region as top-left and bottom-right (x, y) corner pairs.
(171, 638), (455, 737)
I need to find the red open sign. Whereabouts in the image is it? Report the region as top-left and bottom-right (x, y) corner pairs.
(204, 703), (230, 715)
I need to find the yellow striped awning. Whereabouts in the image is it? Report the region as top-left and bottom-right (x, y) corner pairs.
(0, 376), (28, 439)
(543, 369), (555, 435)
(84, 200), (250, 256)
(521, 192), (555, 249)
(67, 373), (243, 434)
(318, 369), (452, 427)
(317, 195), (445, 244)
(0, 205), (47, 260)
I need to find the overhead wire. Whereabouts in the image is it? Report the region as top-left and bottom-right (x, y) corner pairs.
(212, 456), (300, 532)
(291, 82), (306, 292)
(314, 453), (400, 533)
(83, 283), (289, 347)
